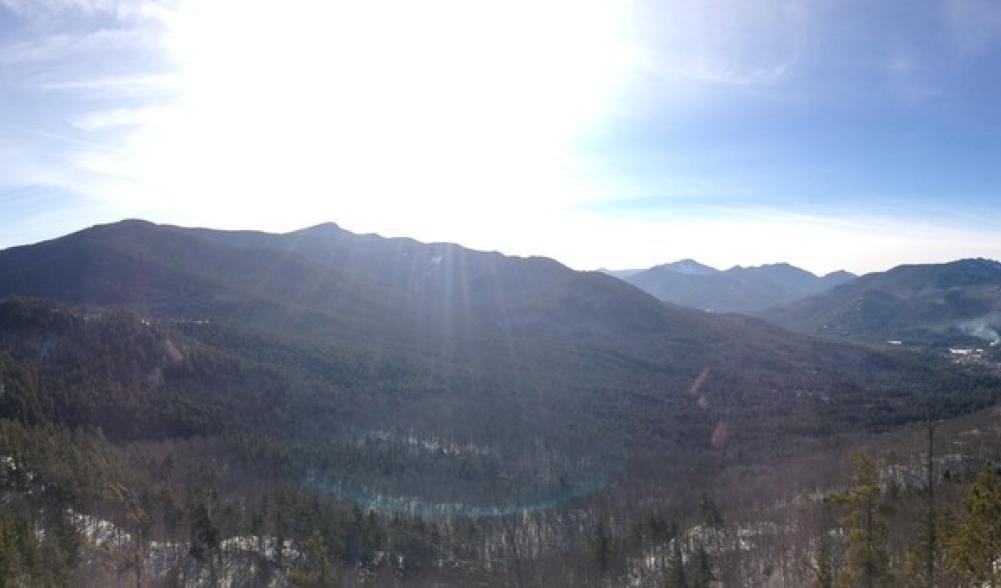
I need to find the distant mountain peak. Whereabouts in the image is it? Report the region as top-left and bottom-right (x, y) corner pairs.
(293, 221), (344, 234)
(726, 261), (807, 274)
(654, 259), (719, 276)
(115, 218), (157, 227)
(955, 257), (1001, 269)
(620, 259), (853, 313)
(89, 218), (158, 232)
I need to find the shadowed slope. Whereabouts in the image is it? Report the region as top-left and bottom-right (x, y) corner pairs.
(1, 222), (998, 510)
(761, 258), (1001, 346)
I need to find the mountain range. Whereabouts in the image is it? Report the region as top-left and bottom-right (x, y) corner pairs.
(3, 220), (1001, 585)
(605, 259), (856, 313)
(761, 258), (1001, 347)
(1, 222), (990, 484)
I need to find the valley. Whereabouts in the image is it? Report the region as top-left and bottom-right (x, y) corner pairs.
(2, 222), (1001, 585)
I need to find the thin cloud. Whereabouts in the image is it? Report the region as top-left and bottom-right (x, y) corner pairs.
(632, 0), (805, 88)
(670, 60), (793, 86)
(943, 0), (1001, 56)
(0, 28), (160, 65)
(2, 0), (1001, 280)
(37, 73), (179, 91)
(0, 0), (169, 22)
(72, 107), (161, 131)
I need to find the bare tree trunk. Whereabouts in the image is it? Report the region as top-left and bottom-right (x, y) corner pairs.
(926, 418), (935, 588)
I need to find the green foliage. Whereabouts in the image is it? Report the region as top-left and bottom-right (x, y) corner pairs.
(289, 531), (337, 587)
(835, 452), (894, 588)
(189, 493), (220, 562)
(897, 508), (958, 587)
(810, 532), (835, 588)
(664, 525), (688, 588)
(0, 419), (102, 586)
(946, 462), (1001, 586)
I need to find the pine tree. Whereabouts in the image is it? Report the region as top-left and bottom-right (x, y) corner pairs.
(189, 498), (220, 563)
(109, 482), (151, 588)
(700, 494), (723, 532)
(664, 523), (688, 588)
(39, 511), (79, 587)
(689, 541), (714, 588)
(925, 419), (936, 588)
(835, 451), (893, 588)
(589, 518), (613, 571)
(899, 420), (943, 588)
(290, 531), (337, 587)
(810, 531), (834, 588)
(0, 511), (25, 588)
(946, 462), (1001, 587)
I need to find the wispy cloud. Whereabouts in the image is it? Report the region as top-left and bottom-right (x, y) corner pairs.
(943, 0), (1001, 56)
(2, 0), (1001, 276)
(631, 0), (805, 88)
(0, 0), (169, 22)
(37, 73), (178, 91)
(0, 1), (176, 200)
(71, 106), (161, 131)
(0, 28), (155, 65)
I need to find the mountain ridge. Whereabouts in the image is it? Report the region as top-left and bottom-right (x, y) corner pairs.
(2, 220), (1001, 585)
(606, 258), (857, 313)
(760, 257), (1001, 346)
(0, 221), (989, 438)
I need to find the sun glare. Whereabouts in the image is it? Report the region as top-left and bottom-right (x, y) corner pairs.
(91, 0), (635, 236)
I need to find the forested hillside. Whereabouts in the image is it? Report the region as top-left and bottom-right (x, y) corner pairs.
(2, 222), (1001, 585)
(761, 258), (1001, 348)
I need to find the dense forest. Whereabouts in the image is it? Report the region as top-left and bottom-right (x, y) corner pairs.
(6, 367), (1001, 586)
(0, 299), (999, 586)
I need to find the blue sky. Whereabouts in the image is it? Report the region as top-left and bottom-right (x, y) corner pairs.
(2, 0), (1001, 274)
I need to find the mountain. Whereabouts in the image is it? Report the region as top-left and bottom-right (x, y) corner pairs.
(819, 269), (857, 289)
(761, 258), (1001, 346)
(599, 267), (645, 279)
(0, 222), (989, 457)
(599, 259), (716, 280)
(651, 259), (719, 276)
(2, 221), (999, 585)
(613, 259), (856, 313)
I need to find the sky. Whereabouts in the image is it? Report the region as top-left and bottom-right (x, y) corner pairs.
(2, 0), (1001, 275)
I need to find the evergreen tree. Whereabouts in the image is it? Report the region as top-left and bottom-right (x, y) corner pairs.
(189, 498), (220, 563)
(946, 462), (1001, 587)
(810, 531), (835, 588)
(39, 511), (79, 587)
(924, 419), (937, 588)
(699, 494), (723, 537)
(589, 518), (613, 571)
(835, 452), (893, 588)
(689, 541), (714, 588)
(0, 510), (27, 588)
(290, 531), (337, 587)
(664, 523), (688, 588)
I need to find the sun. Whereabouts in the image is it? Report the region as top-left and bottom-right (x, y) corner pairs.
(96, 0), (636, 238)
